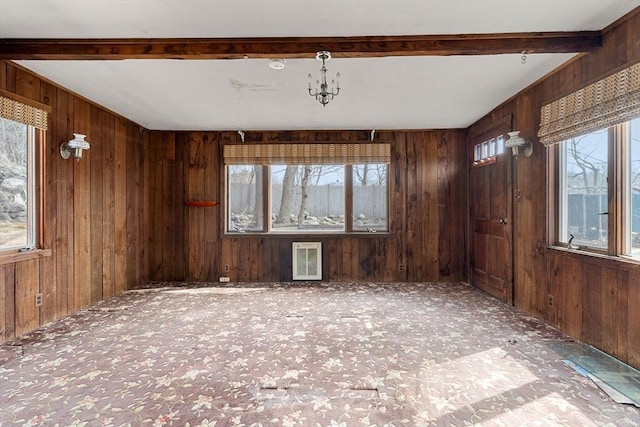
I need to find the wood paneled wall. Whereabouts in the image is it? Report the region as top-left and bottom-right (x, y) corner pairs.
(468, 10), (640, 369)
(148, 130), (468, 283)
(0, 61), (148, 343)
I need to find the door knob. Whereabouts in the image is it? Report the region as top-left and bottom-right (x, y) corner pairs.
(498, 217), (508, 224)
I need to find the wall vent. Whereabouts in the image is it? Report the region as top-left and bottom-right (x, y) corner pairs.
(292, 242), (322, 280)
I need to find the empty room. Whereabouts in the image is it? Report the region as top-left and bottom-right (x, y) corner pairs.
(1, 1), (640, 425)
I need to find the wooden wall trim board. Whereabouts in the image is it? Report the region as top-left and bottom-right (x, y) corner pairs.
(467, 8), (640, 369)
(0, 60), (148, 344)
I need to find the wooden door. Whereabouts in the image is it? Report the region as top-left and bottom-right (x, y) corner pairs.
(470, 135), (513, 303)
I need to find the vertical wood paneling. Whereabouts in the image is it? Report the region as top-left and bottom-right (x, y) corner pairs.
(388, 131), (405, 281)
(64, 93), (77, 313)
(15, 259), (39, 336)
(148, 132), (164, 280)
(3, 264), (16, 339)
(599, 266), (619, 356)
(102, 112), (116, 299)
(167, 157), (185, 280)
(549, 253), (583, 340)
(72, 98), (92, 310)
(424, 133), (440, 281)
(582, 263), (603, 347)
(113, 118), (127, 294)
(437, 132), (453, 280)
(54, 88), (72, 318)
(3, 265), (15, 340)
(204, 133), (220, 281)
(151, 129), (466, 284)
(628, 269), (640, 368)
(615, 269), (629, 362)
(89, 105), (104, 304)
(39, 81), (57, 324)
(186, 133), (206, 281)
(404, 134), (418, 281)
(0, 61), (148, 345)
(125, 123), (143, 288)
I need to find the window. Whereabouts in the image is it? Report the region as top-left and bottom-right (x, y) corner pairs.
(542, 62), (640, 259)
(0, 117), (37, 251)
(627, 117), (640, 256)
(555, 117), (640, 257)
(558, 129), (609, 249)
(473, 135), (505, 166)
(352, 164), (388, 231)
(271, 164), (346, 232)
(224, 143), (390, 234)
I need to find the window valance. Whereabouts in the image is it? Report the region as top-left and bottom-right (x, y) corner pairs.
(0, 94), (49, 131)
(223, 143), (391, 165)
(538, 62), (640, 146)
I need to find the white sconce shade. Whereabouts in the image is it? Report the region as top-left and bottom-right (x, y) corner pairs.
(60, 133), (90, 159)
(505, 131), (533, 157)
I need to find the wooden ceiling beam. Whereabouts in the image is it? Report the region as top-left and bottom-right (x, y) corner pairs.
(0, 32), (601, 60)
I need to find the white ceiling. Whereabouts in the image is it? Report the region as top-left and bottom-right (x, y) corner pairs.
(2, 0), (639, 131)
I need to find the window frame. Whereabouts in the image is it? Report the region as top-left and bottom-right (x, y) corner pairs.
(550, 119), (640, 259)
(0, 119), (41, 254)
(224, 162), (390, 235)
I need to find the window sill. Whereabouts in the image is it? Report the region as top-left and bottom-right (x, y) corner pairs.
(0, 248), (52, 265)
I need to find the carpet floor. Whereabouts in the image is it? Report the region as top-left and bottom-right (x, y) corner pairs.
(0, 282), (638, 426)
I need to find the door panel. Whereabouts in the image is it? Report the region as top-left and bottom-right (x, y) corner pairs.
(470, 146), (513, 303)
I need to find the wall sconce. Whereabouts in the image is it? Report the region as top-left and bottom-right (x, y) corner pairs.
(505, 131), (533, 157)
(60, 133), (90, 159)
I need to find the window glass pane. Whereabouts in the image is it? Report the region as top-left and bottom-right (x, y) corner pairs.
(271, 164), (344, 232)
(353, 164), (388, 231)
(0, 118), (30, 250)
(227, 165), (264, 232)
(489, 138), (496, 157)
(496, 135), (505, 154)
(560, 129), (609, 249)
(629, 117), (640, 256)
(474, 144), (482, 161)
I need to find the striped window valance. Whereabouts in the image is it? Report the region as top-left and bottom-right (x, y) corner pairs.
(223, 143), (391, 165)
(0, 95), (48, 130)
(538, 62), (640, 146)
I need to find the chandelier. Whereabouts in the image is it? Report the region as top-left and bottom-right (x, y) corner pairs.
(307, 51), (340, 107)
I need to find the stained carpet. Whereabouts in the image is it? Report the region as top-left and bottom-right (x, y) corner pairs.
(0, 282), (638, 426)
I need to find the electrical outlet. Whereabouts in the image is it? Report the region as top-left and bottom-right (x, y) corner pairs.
(35, 293), (43, 307)
(224, 264), (230, 272)
(399, 263), (404, 272)
(548, 294), (553, 307)
(219, 277), (230, 282)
